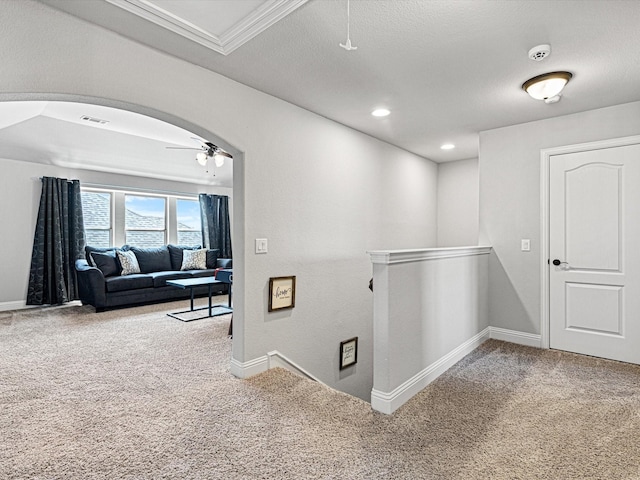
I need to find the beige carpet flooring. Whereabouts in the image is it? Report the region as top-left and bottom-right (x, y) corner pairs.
(2, 300), (640, 479)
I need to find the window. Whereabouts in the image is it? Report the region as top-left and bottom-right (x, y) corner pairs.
(177, 198), (201, 246)
(125, 195), (166, 247)
(80, 191), (112, 247)
(80, 188), (203, 248)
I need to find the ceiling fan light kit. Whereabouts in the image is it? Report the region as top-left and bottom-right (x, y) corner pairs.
(522, 71), (573, 103)
(214, 153), (226, 167)
(167, 139), (232, 170)
(196, 151), (208, 166)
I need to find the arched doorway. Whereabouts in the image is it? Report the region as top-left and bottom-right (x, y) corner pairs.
(0, 93), (245, 362)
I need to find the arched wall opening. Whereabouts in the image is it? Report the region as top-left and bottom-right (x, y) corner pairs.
(0, 92), (246, 362)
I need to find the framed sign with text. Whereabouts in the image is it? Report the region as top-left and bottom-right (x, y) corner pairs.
(340, 337), (358, 370)
(268, 276), (296, 312)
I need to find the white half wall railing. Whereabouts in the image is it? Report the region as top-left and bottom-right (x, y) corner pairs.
(368, 246), (492, 414)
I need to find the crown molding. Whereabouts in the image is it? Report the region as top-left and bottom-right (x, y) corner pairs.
(105, 0), (308, 56)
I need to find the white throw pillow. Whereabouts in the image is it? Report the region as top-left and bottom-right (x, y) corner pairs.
(117, 250), (141, 276)
(181, 248), (207, 270)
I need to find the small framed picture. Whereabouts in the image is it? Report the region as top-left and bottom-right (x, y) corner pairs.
(268, 276), (296, 312)
(340, 337), (358, 370)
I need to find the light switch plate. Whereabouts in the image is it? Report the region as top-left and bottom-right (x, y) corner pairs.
(521, 239), (531, 252)
(256, 238), (268, 254)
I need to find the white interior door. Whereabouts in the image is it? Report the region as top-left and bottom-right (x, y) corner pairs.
(549, 143), (640, 364)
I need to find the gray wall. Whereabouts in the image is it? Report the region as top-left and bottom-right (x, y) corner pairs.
(437, 158), (479, 247)
(0, 0), (438, 401)
(479, 101), (640, 335)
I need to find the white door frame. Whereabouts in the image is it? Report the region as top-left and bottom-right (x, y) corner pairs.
(540, 135), (640, 349)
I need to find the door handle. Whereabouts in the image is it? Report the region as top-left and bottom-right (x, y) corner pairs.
(552, 259), (570, 270)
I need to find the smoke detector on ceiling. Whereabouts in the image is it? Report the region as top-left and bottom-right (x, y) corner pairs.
(528, 44), (551, 61)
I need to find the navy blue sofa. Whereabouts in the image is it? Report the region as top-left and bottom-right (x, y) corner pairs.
(75, 244), (231, 312)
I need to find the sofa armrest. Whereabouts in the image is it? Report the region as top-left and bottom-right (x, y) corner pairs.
(75, 259), (107, 309)
(216, 258), (232, 269)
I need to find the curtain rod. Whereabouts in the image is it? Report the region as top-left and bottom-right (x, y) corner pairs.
(32, 176), (80, 183)
(82, 182), (202, 198)
(32, 178), (228, 198)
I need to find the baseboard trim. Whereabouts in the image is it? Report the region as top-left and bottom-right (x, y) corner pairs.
(231, 328), (542, 401)
(489, 327), (542, 348)
(230, 355), (268, 379)
(267, 351), (322, 383)
(230, 350), (323, 384)
(0, 300), (28, 312)
(371, 327), (491, 415)
(0, 300), (84, 313)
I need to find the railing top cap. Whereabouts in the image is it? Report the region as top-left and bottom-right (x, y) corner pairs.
(367, 246), (492, 264)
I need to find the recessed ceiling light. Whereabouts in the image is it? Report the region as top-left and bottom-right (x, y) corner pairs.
(440, 144), (455, 150)
(371, 108), (390, 117)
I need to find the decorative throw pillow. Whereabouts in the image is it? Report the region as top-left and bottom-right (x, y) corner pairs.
(206, 249), (220, 269)
(167, 244), (200, 271)
(85, 246), (118, 267)
(181, 248), (207, 270)
(117, 250), (141, 276)
(90, 251), (120, 277)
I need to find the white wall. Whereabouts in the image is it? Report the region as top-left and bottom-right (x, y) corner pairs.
(0, 0), (438, 400)
(479, 101), (640, 335)
(437, 158), (479, 247)
(0, 157), (231, 310)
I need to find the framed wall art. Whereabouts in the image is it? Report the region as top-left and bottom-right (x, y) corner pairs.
(340, 337), (358, 370)
(268, 276), (296, 312)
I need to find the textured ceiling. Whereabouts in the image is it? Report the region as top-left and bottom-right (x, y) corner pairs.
(27, 0), (640, 165)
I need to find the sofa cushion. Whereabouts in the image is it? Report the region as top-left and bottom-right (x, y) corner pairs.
(91, 251), (120, 277)
(148, 271), (192, 288)
(86, 246), (120, 267)
(117, 250), (141, 275)
(167, 244), (200, 270)
(189, 269), (219, 279)
(105, 274), (153, 293)
(129, 246), (172, 273)
(181, 248), (207, 270)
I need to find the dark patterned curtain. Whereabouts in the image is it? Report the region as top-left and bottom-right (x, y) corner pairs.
(26, 177), (86, 305)
(199, 194), (232, 259)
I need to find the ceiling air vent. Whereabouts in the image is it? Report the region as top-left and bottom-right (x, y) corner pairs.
(80, 115), (109, 125)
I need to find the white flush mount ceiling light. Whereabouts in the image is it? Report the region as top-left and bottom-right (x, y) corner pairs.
(371, 108), (390, 117)
(440, 144), (455, 150)
(522, 71), (573, 104)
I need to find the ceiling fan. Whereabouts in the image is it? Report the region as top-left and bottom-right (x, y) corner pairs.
(166, 139), (232, 167)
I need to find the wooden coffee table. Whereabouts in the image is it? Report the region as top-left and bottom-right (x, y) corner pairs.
(166, 277), (232, 322)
